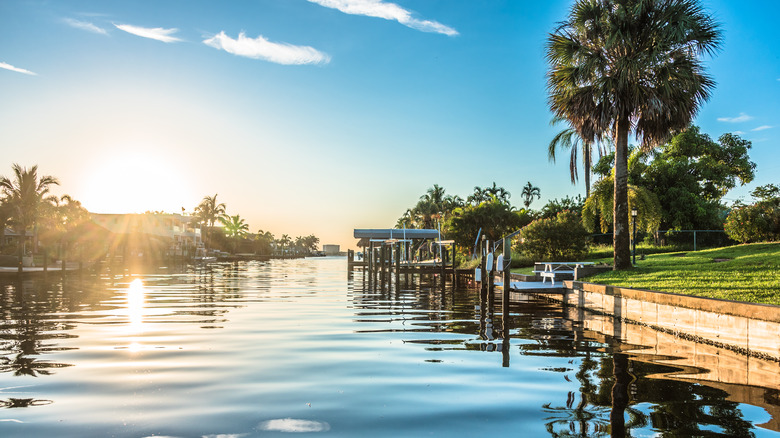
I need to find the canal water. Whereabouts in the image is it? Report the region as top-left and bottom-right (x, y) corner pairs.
(0, 257), (778, 437)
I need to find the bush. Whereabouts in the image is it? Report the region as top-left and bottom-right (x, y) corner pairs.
(517, 210), (589, 260)
(724, 204), (778, 243)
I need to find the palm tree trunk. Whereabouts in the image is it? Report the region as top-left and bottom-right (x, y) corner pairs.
(613, 117), (632, 270)
(584, 143), (592, 197)
(610, 353), (630, 437)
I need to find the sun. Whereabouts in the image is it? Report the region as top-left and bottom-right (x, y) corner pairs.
(78, 147), (194, 214)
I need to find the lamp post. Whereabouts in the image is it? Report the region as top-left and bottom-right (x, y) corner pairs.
(631, 207), (638, 265)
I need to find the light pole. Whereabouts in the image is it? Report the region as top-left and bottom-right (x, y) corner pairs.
(631, 207), (638, 265)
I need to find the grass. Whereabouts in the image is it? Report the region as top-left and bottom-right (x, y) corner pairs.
(587, 242), (780, 305)
(475, 242), (780, 305)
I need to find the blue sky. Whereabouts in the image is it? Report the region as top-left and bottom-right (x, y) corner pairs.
(1, 0), (778, 249)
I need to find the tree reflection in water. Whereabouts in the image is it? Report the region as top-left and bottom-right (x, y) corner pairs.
(0, 279), (76, 380)
(357, 275), (768, 438)
(539, 334), (758, 437)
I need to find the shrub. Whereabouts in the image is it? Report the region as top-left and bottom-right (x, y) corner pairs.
(724, 184), (780, 243)
(517, 210), (589, 260)
(724, 204), (778, 243)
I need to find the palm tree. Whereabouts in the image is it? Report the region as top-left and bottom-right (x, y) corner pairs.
(220, 214), (248, 254)
(520, 182), (541, 208)
(548, 121), (611, 197)
(0, 164), (60, 271)
(546, 0), (721, 269)
(277, 234), (292, 257)
(467, 183), (510, 206)
(195, 194), (226, 248)
(255, 229), (275, 255)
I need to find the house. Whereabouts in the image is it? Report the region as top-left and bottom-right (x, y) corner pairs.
(90, 213), (202, 258)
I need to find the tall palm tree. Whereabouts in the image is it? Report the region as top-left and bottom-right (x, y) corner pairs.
(546, 0), (721, 269)
(521, 182), (541, 208)
(0, 164), (60, 271)
(195, 194), (226, 248)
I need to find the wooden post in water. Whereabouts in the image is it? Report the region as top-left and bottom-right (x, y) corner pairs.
(367, 241), (374, 279)
(503, 236), (511, 301)
(486, 239), (493, 298)
(502, 236), (511, 367)
(451, 244), (457, 286)
(478, 236), (486, 293)
(394, 241), (401, 290)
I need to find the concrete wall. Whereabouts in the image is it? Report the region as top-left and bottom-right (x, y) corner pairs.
(564, 305), (780, 432)
(556, 281), (780, 360)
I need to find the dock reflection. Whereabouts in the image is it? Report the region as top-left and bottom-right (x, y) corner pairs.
(353, 269), (780, 435)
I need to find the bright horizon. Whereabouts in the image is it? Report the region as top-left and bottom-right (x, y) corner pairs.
(2, 0), (778, 250)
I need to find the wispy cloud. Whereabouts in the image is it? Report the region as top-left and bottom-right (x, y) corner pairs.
(752, 125), (773, 131)
(203, 32), (330, 65)
(717, 112), (753, 123)
(114, 23), (182, 43)
(732, 130), (745, 135)
(308, 0), (458, 36)
(63, 18), (107, 35)
(0, 62), (37, 76)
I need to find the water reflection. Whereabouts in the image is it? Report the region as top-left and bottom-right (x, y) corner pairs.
(355, 269), (780, 437)
(0, 260), (776, 437)
(125, 278), (145, 334)
(0, 279), (75, 378)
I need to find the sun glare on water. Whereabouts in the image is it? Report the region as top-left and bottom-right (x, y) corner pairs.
(79, 149), (194, 214)
(126, 278), (146, 334)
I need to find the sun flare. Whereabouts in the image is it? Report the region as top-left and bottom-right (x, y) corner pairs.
(79, 148), (194, 214)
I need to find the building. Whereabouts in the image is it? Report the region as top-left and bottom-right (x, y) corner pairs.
(322, 244), (340, 256)
(91, 212), (202, 258)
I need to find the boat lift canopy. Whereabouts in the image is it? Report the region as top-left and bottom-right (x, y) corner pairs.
(355, 229), (442, 246)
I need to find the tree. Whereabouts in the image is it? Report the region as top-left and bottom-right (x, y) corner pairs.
(397, 184), (464, 229)
(547, 0), (721, 269)
(539, 195), (584, 219)
(0, 164), (60, 270)
(520, 182), (541, 208)
(724, 184), (780, 243)
(37, 194), (90, 267)
(582, 176), (662, 234)
(277, 234), (292, 257)
(254, 229), (275, 255)
(518, 211), (590, 261)
(220, 214), (248, 253)
(548, 121), (610, 197)
(195, 194), (226, 248)
(446, 198), (525, 251)
(467, 182), (511, 206)
(636, 127), (754, 230)
(594, 127), (755, 231)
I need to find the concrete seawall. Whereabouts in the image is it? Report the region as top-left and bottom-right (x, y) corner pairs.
(560, 303), (780, 432)
(553, 281), (780, 361)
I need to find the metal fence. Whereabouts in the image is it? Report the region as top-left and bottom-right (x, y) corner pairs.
(590, 229), (730, 251)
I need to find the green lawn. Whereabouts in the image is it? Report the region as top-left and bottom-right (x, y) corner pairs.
(507, 242), (780, 305)
(587, 242), (780, 305)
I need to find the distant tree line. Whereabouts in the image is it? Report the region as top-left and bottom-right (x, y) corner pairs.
(192, 194), (319, 256)
(0, 165), (321, 269)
